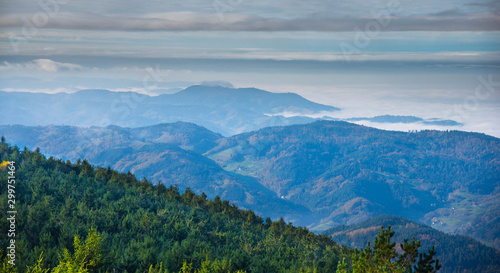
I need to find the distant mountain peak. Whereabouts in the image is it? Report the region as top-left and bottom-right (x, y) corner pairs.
(200, 80), (234, 88)
(179, 85), (268, 94)
(74, 89), (115, 95)
(0, 86), (338, 135)
(175, 85), (339, 113)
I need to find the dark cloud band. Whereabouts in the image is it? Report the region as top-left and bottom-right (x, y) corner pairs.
(1, 12), (499, 31)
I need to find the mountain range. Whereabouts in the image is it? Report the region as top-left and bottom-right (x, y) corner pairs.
(2, 133), (498, 272)
(205, 121), (499, 241)
(0, 85), (461, 137)
(0, 84), (498, 266)
(1, 120), (498, 250)
(0, 85), (337, 136)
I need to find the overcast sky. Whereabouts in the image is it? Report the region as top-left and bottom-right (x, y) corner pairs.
(1, 0), (499, 31)
(0, 0), (499, 136)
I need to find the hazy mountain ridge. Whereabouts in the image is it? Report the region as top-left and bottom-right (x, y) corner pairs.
(0, 86), (466, 137)
(0, 85), (336, 135)
(165, 85), (339, 114)
(347, 115), (463, 126)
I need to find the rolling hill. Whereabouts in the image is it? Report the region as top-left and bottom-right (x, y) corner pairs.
(1, 135), (498, 272)
(1, 120), (498, 251)
(205, 121), (500, 245)
(0, 123), (311, 223)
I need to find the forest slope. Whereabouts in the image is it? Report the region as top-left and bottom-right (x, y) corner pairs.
(0, 141), (349, 272)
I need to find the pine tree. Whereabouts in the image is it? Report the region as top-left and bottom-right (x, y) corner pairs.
(414, 246), (441, 273)
(346, 226), (441, 273)
(26, 253), (50, 273)
(52, 227), (102, 273)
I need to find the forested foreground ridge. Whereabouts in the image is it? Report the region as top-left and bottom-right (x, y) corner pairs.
(0, 141), (442, 272)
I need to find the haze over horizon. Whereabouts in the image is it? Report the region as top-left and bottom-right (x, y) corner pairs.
(0, 0), (499, 136)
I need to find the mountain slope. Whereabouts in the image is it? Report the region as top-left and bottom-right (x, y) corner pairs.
(92, 142), (311, 221)
(0, 141), (350, 272)
(324, 215), (500, 273)
(0, 123), (311, 223)
(206, 121), (500, 244)
(1, 121), (498, 248)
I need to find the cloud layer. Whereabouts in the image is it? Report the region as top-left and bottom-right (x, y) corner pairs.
(0, 0), (499, 31)
(1, 11), (499, 31)
(0, 59), (83, 72)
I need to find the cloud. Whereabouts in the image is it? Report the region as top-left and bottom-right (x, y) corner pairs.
(192, 51), (500, 63)
(0, 59), (83, 72)
(467, 0), (500, 13)
(201, 80), (234, 88)
(0, 87), (77, 94)
(30, 59), (83, 72)
(1, 10), (499, 31)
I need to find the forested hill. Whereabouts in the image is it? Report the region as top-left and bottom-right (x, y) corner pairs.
(325, 215), (500, 273)
(0, 140), (351, 272)
(0, 123), (311, 223)
(207, 121), (500, 244)
(0, 140), (487, 272)
(1, 121), (499, 249)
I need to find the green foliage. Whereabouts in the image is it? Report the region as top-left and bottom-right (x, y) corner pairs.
(207, 121), (500, 238)
(26, 253), (49, 273)
(52, 227), (102, 273)
(0, 142), (351, 273)
(1, 135), (494, 273)
(1, 255), (17, 273)
(342, 226), (440, 273)
(336, 258), (348, 273)
(326, 215), (500, 272)
(413, 246), (440, 273)
(3, 120), (499, 247)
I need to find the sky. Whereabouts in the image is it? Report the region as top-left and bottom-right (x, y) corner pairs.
(0, 0), (499, 136)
